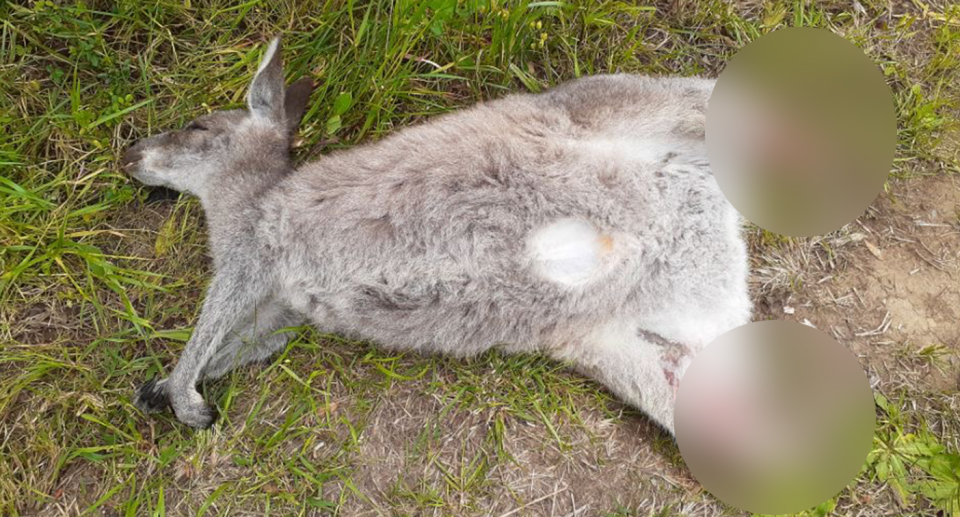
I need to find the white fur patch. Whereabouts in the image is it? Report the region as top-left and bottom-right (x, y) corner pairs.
(580, 137), (670, 164)
(578, 135), (704, 166)
(528, 218), (607, 286)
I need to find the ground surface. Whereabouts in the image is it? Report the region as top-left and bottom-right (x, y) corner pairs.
(2, 1), (960, 516)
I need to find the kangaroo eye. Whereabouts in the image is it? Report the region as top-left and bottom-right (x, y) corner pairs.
(185, 121), (207, 131)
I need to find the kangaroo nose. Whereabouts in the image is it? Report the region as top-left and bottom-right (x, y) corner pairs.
(120, 144), (143, 172)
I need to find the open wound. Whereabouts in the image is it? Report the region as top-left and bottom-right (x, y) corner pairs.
(637, 328), (693, 399)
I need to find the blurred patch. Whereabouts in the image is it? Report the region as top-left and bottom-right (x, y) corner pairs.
(674, 320), (876, 514)
(706, 27), (897, 237)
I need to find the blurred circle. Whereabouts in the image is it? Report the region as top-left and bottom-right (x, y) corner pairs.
(674, 320), (876, 514)
(706, 27), (897, 237)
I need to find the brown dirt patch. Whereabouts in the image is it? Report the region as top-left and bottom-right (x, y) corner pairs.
(335, 386), (727, 516)
(754, 175), (960, 394)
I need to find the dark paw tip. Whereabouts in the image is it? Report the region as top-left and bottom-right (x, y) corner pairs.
(135, 378), (170, 413)
(204, 405), (220, 429)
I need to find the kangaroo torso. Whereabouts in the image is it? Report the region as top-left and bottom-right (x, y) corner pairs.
(259, 74), (745, 356)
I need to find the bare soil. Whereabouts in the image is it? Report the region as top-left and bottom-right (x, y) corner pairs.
(754, 175), (960, 394)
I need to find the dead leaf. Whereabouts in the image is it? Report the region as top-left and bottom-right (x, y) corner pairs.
(864, 240), (883, 260)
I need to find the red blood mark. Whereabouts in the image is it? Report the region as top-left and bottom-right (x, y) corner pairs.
(637, 328), (692, 402)
(663, 368), (677, 388)
(664, 368), (680, 401)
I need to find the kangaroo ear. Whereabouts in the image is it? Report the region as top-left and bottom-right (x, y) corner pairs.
(247, 36), (285, 122)
(284, 77), (315, 136)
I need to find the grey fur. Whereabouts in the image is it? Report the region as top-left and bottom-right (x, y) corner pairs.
(123, 36), (751, 433)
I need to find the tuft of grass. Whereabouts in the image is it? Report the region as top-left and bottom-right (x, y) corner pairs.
(867, 392), (960, 515)
(1, 0), (960, 516)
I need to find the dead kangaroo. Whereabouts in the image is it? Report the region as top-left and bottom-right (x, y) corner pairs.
(122, 36), (751, 432)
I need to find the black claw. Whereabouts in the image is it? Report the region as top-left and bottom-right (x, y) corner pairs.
(203, 405), (219, 429)
(135, 378), (171, 413)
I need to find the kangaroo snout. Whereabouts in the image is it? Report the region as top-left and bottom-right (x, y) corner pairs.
(119, 141), (158, 188)
(120, 143), (144, 174)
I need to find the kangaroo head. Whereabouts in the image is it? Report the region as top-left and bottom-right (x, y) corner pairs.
(121, 37), (313, 199)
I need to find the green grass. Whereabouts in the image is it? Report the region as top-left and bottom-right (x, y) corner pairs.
(2, 0), (960, 515)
